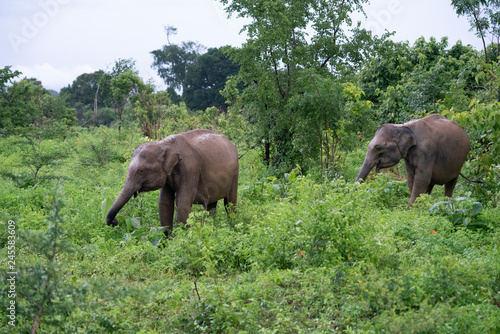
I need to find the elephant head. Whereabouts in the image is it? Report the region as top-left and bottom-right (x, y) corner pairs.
(355, 124), (416, 182)
(106, 141), (179, 226)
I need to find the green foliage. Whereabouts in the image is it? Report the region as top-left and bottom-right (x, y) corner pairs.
(75, 127), (124, 167)
(220, 0), (376, 169)
(0, 77), (76, 132)
(0, 66), (21, 92)
(1, 3), (500, 332)
(183, 47), (240, 111)
(151, 38), (242, 114)
(132, 84), (171, 139)
(429, 197), (487, 229)
(0, 125), (72, 187)
(60, 70), (113, 126)
(161, 102), (200, 134)
(288, 70), (345, 170)
(452, 0), (500, 62)
(365, 173), (410, 209)
(0, 126), (499, 332)
(448, 59), (500, 204)
(358, 37), (480, 123)
(0, 188), (87, 333)
(151, 40), (204, 91)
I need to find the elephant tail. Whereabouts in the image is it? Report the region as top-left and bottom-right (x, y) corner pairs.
(459, 173), (483, 184)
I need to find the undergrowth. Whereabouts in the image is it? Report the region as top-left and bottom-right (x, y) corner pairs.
(0, 128), (499, 333)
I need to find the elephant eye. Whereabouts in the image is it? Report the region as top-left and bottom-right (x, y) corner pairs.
(375, 146), (383, 152)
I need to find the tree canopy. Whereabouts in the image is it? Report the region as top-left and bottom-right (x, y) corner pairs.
(183, 47), (240, 111)
(151, 41), (204, 91)
(60, 70), (113, 125)
(219, 0), (376, 169)
(151, 35), (239, 111)
(356, 37), (480, 123)
(452, 0), (500, 62)
(0, 74), (75, 131)
(0, 0), (499, 184)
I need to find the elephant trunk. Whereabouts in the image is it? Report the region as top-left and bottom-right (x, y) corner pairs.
(355, 157), (375, 182)
(106, 186), (136, 226)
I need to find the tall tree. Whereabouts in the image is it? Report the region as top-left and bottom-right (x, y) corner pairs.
(109, 59), (142, 132)
(0, 66), (21, 93)
(0, 78), (75, 131)
(183, 47), (240, 111)
(151, 39), (204, 91)
(60, 70), (112, 124)
(131, 84), (171, 140)
(0, 66), (22, 130)
(219, 0), (372, 168)
(451, 0), (500, 62)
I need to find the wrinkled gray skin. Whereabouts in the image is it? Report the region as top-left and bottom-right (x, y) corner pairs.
(356, 114), (470, 207)
(106, 129), (239, 234)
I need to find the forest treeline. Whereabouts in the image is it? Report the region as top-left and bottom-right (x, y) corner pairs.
(1, 0), (499, 187)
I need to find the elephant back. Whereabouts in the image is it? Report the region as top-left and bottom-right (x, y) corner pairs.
(410, 115), (470, 177)
(179, 129), (238, 171)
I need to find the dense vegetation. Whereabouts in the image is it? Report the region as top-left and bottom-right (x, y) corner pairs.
(1, 0), (500, 332)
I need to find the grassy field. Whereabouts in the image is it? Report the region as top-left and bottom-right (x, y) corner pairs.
(1, 127), (499, 333)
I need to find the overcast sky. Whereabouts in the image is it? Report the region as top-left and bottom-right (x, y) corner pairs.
(0, 0), (484, 92)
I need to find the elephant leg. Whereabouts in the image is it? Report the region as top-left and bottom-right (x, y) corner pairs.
(408, 168), (432, 207)
(224, 176), (238, 214)
(404, 163), (415, 194)
(426, 183), (435, 194)
(159, 187), (175, 235)
(207, 202), (217, 215)
(175, 188), (196, 227)
(444, 178), (458, 198)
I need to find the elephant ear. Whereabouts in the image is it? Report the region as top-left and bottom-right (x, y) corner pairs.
(397, 126), (416, 158)
(162, 147), (180, 176)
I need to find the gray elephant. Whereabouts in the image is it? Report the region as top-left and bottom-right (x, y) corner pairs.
(355, 114), (470, 207)
(106, 129), (239, 233)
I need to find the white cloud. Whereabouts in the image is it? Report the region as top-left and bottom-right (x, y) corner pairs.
(13, 63), (95, 91)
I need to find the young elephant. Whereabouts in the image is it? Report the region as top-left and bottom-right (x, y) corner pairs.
(106, 129), (239, 234)
(355, 114), (470, 207)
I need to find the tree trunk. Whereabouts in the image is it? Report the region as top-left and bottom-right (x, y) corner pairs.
(324, 115), (330, 170)
(473, 10), (490, 63)
(319, 129), (323, 173)
(118, 107), (123, 134)
(264, 138), (270, 166)
(93, 84), (100, 126)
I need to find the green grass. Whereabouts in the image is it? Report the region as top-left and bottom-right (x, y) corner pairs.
(1, 127), (499, 333)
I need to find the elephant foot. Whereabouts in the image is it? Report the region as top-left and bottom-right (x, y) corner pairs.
(106, 218), (119, 227)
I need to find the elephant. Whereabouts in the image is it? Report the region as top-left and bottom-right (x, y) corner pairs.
(106, 129), (239, 234)
(355, 114), (470, 207)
